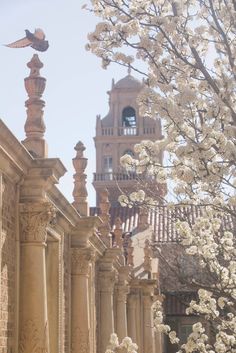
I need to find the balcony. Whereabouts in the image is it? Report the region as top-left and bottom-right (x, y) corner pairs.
(93, 172), (137, 182)
(100, 126), (157, 136)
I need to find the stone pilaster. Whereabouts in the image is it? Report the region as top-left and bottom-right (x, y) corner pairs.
(19, 202), (55, 353)
(71, 247), (94, 353)
(22, 54), (48, 158)
(99, 269), (117, 353)
(72, 141), (88, 216)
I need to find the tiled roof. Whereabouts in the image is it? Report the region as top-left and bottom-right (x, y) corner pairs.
(90, 205), (235, 243)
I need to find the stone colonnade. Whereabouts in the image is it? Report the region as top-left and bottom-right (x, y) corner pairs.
(18, 205), (160, 353)
(0, 54), (162, 353)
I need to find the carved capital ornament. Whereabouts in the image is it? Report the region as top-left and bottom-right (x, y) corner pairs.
(20, 202), (56, 243)
(71, 248), (95, 275)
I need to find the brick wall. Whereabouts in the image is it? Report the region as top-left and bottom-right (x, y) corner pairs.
(0, 175), (17, 353)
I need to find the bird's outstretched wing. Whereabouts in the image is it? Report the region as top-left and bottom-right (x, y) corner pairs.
(5, 37), (32, 48)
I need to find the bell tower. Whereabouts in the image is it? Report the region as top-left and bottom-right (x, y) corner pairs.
(93, 72), (163, 206)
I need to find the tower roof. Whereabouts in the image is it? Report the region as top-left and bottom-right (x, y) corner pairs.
(114, 74), (142, 89)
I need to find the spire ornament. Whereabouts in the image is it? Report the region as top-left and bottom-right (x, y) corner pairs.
(72, 141), (88, 216)
(22, 54), (48, 158)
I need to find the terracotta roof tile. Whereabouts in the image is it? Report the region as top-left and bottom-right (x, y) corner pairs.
(90, 205), (235, 242)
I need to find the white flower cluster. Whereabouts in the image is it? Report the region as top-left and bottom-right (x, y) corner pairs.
(105, 333), (138, 353)
(152, 300), (179, 344)
(87, 0), (236, 351)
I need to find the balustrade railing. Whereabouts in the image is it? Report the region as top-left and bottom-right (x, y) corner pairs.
(93, 172), (137, 182)
(100, 126), (156, 136)
(101, 127), (114, 136)
(143, 127), (156, 134)
(118, 127), (137, 136)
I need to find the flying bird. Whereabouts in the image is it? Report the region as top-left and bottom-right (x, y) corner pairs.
(5, 29), (49, 52)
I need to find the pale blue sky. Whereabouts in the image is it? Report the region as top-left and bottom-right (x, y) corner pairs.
(0, 0), (138, 205)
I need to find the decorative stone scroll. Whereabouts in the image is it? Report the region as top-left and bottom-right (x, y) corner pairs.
(20, 202), (56, 243)
(71, 248), (95, 275)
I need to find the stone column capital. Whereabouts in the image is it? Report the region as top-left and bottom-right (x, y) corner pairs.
(116, 285), (130, 303)
(20, 202), (55, 243)
(99, 270), (117, 292)
(128, 294), (137, 308)
(71, 247), (95, 276)
(143, 294), (154, 308)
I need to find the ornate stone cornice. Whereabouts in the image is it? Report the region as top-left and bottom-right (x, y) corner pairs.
(71, 248), (95, 275)
(71, 216), (102, 247)
(20, 202), (56, 243)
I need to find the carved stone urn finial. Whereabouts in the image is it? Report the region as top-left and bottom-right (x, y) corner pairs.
(22, 54), (48, 158)
(98, 188), (112, 247)
(127, 237), (134, 267)
(72, 141), (88, 216)
(113, 217), (123, 248)
(143, 239), (152, 273)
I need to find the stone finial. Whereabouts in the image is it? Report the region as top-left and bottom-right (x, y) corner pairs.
(127, 237), (134, 267)
(98, 188), (112, 247)
(113, 217), (123, 248)
(143, 239), (152, 272)
(138, 207), (149, 231)
(22, 54), (48, 158)
(72, 141), (88, 216)
(128, 64), (131, 76)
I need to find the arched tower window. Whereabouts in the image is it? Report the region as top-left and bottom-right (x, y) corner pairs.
(122, 107), (136, 127)
(123, 149), (134, 157)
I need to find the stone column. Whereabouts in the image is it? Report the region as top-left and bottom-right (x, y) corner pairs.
(71, 247), (94, 353)
(127, 294), (137, 343)
(116, 286), (129, 340)
(19, 202), (55, 353)
(115, 266), (130, 341)
(143, 292), (155, 353)
(99, 270), (117, 353)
